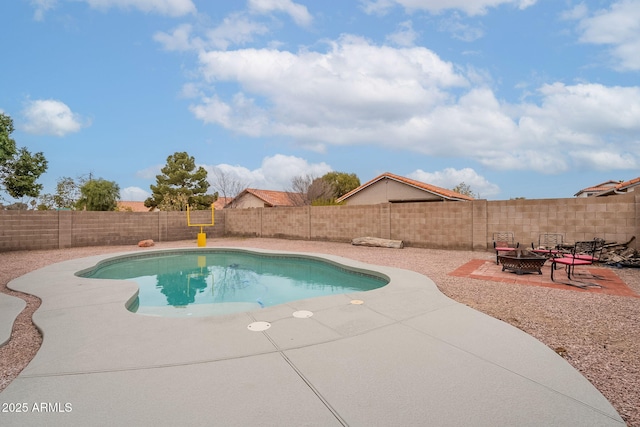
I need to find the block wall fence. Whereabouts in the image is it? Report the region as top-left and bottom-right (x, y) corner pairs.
(1, 192), (638, 252)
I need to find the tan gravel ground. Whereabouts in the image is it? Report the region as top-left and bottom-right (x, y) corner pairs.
(1, 237), (639, 426)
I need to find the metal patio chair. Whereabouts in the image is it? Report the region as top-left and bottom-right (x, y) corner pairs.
(493, 232), (519, 265)
(551, 240), (603, 288)
(531, 233), (564, 259)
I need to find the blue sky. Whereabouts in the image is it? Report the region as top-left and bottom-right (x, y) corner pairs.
(2, 0), (639, 201)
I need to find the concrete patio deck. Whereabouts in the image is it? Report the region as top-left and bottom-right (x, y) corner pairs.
(1, 247), (625, 426)
(0, 292), (25, 347)
(451, 258), (638, 298)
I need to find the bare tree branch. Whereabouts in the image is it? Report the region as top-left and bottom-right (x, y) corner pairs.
(287, 174), (336, 206)
(211, 167), (249, 203)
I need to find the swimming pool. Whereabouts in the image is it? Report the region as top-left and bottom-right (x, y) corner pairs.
(78, 249), (389, 317)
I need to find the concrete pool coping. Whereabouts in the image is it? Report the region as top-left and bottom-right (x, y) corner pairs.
(1, 247), (625, 426)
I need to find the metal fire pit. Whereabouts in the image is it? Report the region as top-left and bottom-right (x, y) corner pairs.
(498, 249), (547, 275)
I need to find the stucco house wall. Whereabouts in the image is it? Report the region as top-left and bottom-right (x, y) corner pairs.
(232, 193), (267, 209)
(345, 179), (444, 205)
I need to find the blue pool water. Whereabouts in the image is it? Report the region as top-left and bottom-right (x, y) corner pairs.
(80, 250), (389, 317)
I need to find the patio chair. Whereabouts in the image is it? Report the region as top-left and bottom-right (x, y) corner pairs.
(531, 233), (564, 259)
(551, 241), (601, 285)
(561, 238), (604, 263)
(493, 232), (519, 265)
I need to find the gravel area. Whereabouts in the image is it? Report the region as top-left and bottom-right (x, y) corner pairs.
(1, 237), (639, 426)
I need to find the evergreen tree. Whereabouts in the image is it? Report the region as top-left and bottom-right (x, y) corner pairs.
(145, 152), (215, 211)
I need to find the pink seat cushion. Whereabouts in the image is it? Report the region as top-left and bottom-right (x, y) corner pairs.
(568, 254), (598, 261)
(553, 257), (592, 266)
(495, 247), (516, 252)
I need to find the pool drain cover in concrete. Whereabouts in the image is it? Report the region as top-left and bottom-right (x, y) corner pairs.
(293, 310), (313, 318)
(247, 321), (271, 331)
(350, 299), (364, 305)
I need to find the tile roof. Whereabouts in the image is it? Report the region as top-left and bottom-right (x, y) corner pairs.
(574, 177), (640, 197)
(213, 197), (232, 209)
(228, 188), (303, 207)
(116, 201), (155, 212)
(337, 172), (475, 202)
(593, 176), (640, 196)
(616, 176), (640, 190)
(574, 180), (620, 196)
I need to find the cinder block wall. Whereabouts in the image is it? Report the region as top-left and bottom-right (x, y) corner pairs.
(262, 206), (310, 239)
(70, 211), (160, 247)
(486, 193), (638, 249)
(389, 201), (474, 249)
(0, 210), (225, 251)
(1, 193), (638, 252)
(222, 192), (639, 250)
(224, 208), (260, 237)
(0, 211), (60, 251)
(310, 205), (384, 242)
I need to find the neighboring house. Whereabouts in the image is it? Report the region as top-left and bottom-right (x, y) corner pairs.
(213, 197), (231, 210)
(574, 180), (620, 197)
(574, 177), (640, 197)
(225, 188), (302, 208)
(336, 172), (475, 205)
(116, 201), (157, 212)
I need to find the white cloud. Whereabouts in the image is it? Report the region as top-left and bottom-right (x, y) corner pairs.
(185, 34), (639, 175)
(138, 155), (332, 197)
(135, 165), (162, 180)
(80, 0), (196, 16)
(153, 24), (200, 51)
(569, 150), (637, 171)
(30, 0), (195, 19)
(386, 21), (419, 47)
(30, 0), (57, 21)
(409, 167), (500, 197)
(203, 154), (332, 191)
(520, 83), (640, 142)
(438, 13), (485, 41)
(205, 13), (270, 50)
(120, 186), (150, 201)
(21, 99), (88, 136)
(248, 0), (313, 27)
(192, 35), (467, 140)
(154, 14), (270, 52)
(361, 0), (537, 16)
(560, 3), (588, 21)
(569, 0), (640, 71)
(360, 0), (396, 15)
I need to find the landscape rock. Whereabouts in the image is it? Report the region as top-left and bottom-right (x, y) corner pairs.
(351, 236), (404, 249)
(138, 239), (155, 247)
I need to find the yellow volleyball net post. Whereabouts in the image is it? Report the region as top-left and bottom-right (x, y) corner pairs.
(186, 204), (215, 247)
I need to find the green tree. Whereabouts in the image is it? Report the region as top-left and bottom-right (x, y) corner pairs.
(287, 174), (329, 206)
(0, 113), (48, 200)
(38, 176), (84, 210)
(0, 113), (17, 163)
(76, 178), (120, 211)
(36, 193), (56, 210)
(452, 182), (476, 198)
(53, 176), (80, 209)
(321, 172), (360, 198)
(145, 152), (215, 211)
(288, 172), (361, 206)
(3, 148), (48, 199)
